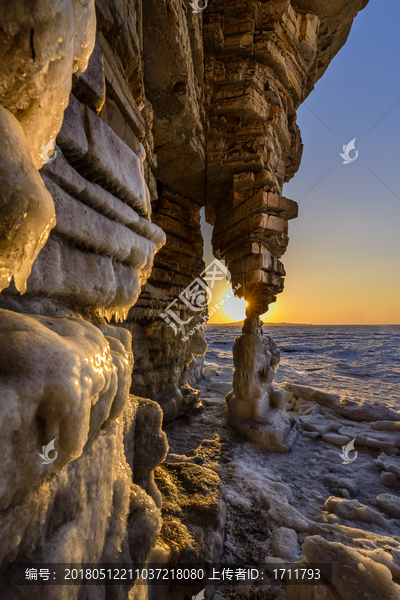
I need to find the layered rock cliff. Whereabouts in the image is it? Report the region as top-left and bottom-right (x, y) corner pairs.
(0, 2), (168, 598)
(0, 0), (368, 598)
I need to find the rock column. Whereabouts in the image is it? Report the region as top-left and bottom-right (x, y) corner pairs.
(203, 0), (320, 447)
(227, 309), (297, 451)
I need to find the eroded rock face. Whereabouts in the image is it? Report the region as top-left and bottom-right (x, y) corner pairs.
(142, 0), (205, 201)
(124, 396), (169, 508)
(0, 0), (370, 597)
(126, 185), (207, 420)
(110, 0), (369, 426)
(0, 311), (167, 596)
(0, 0), (95, 169)
(0, 2), (167, 597)
(203, 0), (368, 453)
(204, 0), (368, 313)
(0, 0), (96, 294)
(204, 0), (312, 312)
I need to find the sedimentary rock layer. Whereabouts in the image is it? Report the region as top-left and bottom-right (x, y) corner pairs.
(142, 0), (206, 201)
(0, 4), (168, 598)
(204, 0), (367, 315)
(126, 185), (207, 420)
(0, 1), (370, 598)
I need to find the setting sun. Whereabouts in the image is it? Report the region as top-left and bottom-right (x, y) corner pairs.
(210, 291), (247, 324)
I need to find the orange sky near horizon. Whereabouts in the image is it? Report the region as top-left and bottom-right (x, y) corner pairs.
(200, 3), (400, 327)
(202, 214), (400, 326)
(206, 278), (400, 326)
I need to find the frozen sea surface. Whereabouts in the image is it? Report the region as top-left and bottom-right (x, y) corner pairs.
(165, 324), (400, 599)
(203, 324), (400, 410)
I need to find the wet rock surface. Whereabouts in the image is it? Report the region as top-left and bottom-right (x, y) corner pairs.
(0, 1), (373, 599)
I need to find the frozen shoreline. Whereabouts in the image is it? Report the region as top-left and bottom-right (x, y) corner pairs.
(204, 324), (400, 411)
(163, 353), (400, 600)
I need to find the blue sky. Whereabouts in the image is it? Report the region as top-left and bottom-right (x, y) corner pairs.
(202, 0), (400, 324)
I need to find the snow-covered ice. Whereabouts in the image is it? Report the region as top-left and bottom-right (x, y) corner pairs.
(162, 324), (400, 599)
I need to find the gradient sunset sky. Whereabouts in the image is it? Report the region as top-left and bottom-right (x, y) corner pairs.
(202, 0), (400, 325)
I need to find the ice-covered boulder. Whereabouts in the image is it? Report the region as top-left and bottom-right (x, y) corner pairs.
(375, 453), (400, 478)
(322, 432), (352, 445)
(270, 527), (299, 561)
(282, 383), (400, 423)
(226, 333), (297, 451)
(381, 472), (400, 490)
(372, 421), (400, 432)
(375, 453), (400, 489)
(376, 494), (400, 519)
(263, 494), (312, 532)
(338, 426), (400, 453)
(325, 497), (390, 530)
(337, 478), (359, 497)
(302, 535), (400, 600)
(300, 414), (331, 435)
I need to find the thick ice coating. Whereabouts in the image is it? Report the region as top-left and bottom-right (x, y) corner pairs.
(0, 0), (95, 168)
(0, 107), (56, 294)
(0, 309), (131, 511)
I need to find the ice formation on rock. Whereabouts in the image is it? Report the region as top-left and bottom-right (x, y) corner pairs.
(303, 535), (400, 600)
(0, 107), (55, 294)
(0, 1), (168, 596)
(0, 0), (96, 292)
(226, 331), (298, 451)
(0, 0), (374, 597)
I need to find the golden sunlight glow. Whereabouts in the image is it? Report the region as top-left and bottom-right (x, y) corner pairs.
(219, 294), (247, 323)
